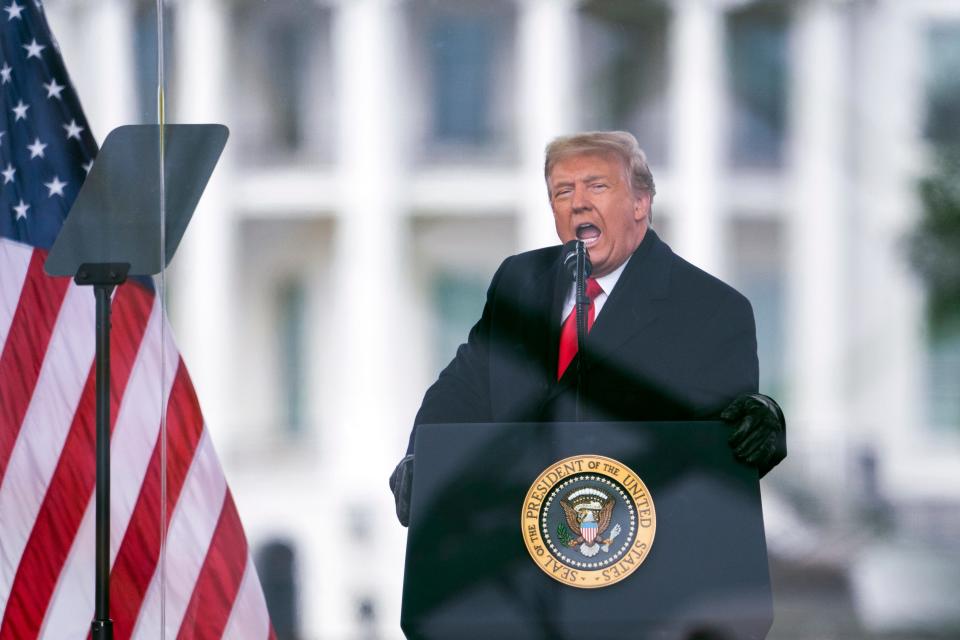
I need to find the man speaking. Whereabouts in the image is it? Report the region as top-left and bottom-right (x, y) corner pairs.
(391, 131), (786, 526)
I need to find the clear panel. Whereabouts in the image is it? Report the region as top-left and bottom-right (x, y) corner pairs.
(18, 2), (960, 639)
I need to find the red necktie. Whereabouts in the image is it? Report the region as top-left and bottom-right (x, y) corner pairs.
(557, 277), (603, 379)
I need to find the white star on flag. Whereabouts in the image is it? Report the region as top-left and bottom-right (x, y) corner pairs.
(13, 199), (29, 220)
(82, 159), (94, 174)
(27, 137), (47, 158)
(1, 163), (14, 183)
(63, 119), (83, 140)
(44, 176), (66, 197)
(4, 1), (24, 20)
(0, 62), (11, 83)
(23, 38), (45, 59)
(12, 99), (29, 120)
(43, 78), (64, 99)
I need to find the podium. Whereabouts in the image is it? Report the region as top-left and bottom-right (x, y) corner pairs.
(401, 421), (773, 640)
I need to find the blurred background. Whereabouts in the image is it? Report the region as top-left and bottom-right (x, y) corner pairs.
(44, 0), (960, 638)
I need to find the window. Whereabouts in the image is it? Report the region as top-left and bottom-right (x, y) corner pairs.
(728, 219), (786, 398)
(430, 16), (495, 145)
(578, 0), (670, 165)
(924, 23), (960, 147)
(232, 0), (334, 164)
(431, 272), (488, 373)
(412, 215), (516, 374)
(277, 278), (307, 435)
(255, 540), (300, 640)
(927, 328), (960, 431)
(726, 3), (790, 168)
(920, 23), (960, 431)
(409, 0), (516, 162)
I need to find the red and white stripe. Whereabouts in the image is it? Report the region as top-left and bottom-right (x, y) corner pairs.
(0, 237), (274, 639)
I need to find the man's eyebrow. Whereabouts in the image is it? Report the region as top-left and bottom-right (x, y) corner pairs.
(582, 174), (608, 183)
(551, 174), (610, 187)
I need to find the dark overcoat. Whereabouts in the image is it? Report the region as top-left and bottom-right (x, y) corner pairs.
(409, 229), (784, 473)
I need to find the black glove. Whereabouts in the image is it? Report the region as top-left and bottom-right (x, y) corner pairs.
(389, 454), (414, 527)
(721, 393), (786, 476)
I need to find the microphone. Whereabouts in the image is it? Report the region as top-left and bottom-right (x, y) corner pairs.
(561, 240), (592, 281)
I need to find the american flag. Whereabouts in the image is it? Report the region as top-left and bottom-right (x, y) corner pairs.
(0, 2), (274, 637)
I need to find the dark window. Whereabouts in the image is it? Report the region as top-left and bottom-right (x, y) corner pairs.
(578, 0), (670, 165)
(928, 329), (960, 430)
(924, 23), (960, 147)
(430, 16), (494, 145)
(412, 0), (516, 162)
(232, 0), (334, 163)
(726, 4), (790, 168)
(255, 540), (300, 640)
(431, 271), (488, 374)
(277, 278), (307, 435)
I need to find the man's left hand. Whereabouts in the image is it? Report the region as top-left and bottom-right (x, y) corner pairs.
(721, 393), (786, 476)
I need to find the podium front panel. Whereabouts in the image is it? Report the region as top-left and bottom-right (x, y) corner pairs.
(401, 421), (773, 640)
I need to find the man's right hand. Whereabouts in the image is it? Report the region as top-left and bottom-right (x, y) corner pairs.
(389, 455), (414, 527)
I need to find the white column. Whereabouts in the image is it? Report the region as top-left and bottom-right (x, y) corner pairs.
(169, 0), (234, 448)
(851, 2), (928, 492)
(668, 0), (725, 277)
(325, 1), (405, 636)
(517, 0), (576, 251)
(785, 0), (849, 487)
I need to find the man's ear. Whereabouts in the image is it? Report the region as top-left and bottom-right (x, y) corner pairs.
(633, 191), (651, 222)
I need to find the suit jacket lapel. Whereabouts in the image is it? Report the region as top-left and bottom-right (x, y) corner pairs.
(548, 228), (672, 397)
(587, 228), (670, 367)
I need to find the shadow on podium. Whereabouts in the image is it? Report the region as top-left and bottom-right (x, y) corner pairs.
(401, 421), (773, 640)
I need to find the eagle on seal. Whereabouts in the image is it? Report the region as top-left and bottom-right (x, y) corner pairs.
(559, 488), (615, 550)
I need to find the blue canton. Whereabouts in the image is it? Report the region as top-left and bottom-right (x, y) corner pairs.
(0, 0), (97, 250)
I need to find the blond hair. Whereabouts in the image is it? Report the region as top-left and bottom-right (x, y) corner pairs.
(544, 131), (656, 199)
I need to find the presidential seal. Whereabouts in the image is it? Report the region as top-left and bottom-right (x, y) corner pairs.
(521, 454), (656, 588)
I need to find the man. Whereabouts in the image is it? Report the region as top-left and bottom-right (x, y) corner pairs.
(391, 131), (785, 526)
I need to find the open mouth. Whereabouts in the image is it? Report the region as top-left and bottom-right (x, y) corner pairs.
(576, 223), (601, 246)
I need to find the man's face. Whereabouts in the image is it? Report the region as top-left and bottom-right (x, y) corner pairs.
(547, 153), (651, 277)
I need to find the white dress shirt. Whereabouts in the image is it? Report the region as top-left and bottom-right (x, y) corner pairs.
(559, 255), (631, 324)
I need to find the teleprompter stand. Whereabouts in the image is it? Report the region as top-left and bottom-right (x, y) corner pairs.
(401, 421), (774, 640)
(45, 124), (228, 640)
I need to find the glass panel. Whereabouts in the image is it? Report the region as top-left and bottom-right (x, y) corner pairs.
(578, 0), (670, 166)
(15, 2), (957, 639)
(726, 2), (790, 168)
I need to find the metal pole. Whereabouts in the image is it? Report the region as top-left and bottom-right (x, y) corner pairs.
(575, 242), (587, 422)
(92, 283), (114, 640)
